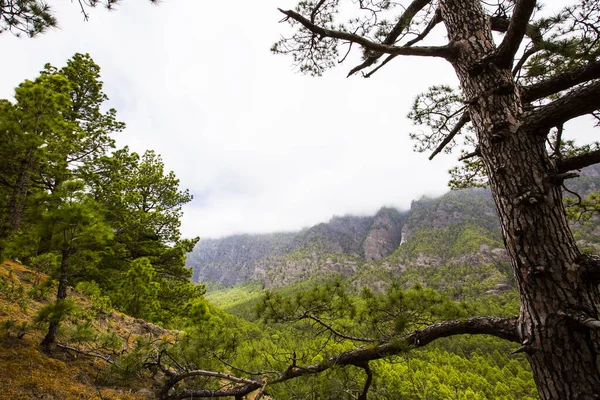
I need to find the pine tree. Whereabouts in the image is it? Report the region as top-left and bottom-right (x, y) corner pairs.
(37, 180), (112, 350)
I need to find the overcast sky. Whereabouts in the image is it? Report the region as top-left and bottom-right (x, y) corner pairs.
(0, 0), (594, 239)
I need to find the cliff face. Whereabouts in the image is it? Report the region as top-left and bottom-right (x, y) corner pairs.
(295, 214), (375, 256)
(362, 207), (404, 261)
(252, 251), (361, 288)
(186, 233), (296, 286)
(400, 188), (499, 246)
(186, 189), (507, 288)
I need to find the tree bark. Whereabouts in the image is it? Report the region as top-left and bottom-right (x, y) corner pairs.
(41, 249), (70, 350)
(441, 1), (600, 398)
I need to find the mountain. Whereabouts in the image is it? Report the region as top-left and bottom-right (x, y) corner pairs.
(186, 189), (502, 288)
(186, 207), (406, 287)
(185, 232), (296, 286)
(187, 165), (600, 289)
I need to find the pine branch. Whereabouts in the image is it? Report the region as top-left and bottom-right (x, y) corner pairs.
(356, 362), (373, 400)
(520, 60), (600, 102)
(349, 2), (440, 77)
(277, 8), (457, 61)
(428, 111), (470, 160)
(523, 80), (600, 131)
(304, 314), (378, 343)
(556, 150), (600, 173)
(160, 316), (518, 399)
(493, 0), (538, 68)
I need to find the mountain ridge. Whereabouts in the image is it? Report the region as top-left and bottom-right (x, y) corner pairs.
(187, 165), (600, 289)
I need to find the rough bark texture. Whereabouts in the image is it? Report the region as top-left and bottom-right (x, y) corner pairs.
(441, 1), (600, 398)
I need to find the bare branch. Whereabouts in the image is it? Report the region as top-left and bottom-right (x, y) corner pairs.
(346, 0), (434, 77)
(494, 0), (538, 68)
(272, 316), (519, 379)
(254, 382), (269, 400)
(356, 362), (373, 400)
(305, 314), (378, 343)
(171, 369), (260, 386)
(559, 310), (600, 329)
(428, 111), (470, 160)
(524, 80), (600, 132)
(363, 54), (398, 78)
(164, 382), (263, 400)
(277, 8), (456, 61)
(310, 0), (327, 23)
(56, 343), (114, 364)
(459, 147), (481, 161)
(360, 8), (443, 78)
(520, 60), (600, 102)
(512, 46), (537, 77)
(405, 8), (443, 47)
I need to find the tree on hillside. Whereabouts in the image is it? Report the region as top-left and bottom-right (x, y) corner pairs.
(35, 53), (124, 255)
(36, 180), (112, 350)
(0, 0), (157, 37)
(152, 1), (600, 399)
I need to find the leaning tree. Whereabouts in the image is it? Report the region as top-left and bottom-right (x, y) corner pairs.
(149, 1), (600, 399)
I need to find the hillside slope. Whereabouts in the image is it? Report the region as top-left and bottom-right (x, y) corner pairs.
(0, 260), (169, 400)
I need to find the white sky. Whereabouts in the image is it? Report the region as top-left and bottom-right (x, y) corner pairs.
(0, 0), (595, 239)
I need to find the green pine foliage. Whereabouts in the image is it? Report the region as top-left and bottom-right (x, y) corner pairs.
(0, 54), (201, 330)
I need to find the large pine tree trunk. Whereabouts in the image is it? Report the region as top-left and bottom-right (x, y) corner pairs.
(441, 1), (600, 398)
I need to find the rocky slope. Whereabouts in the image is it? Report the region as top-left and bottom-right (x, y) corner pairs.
(185, 233), (296, 286)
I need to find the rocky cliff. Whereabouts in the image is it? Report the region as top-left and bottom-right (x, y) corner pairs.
(362, 207), (404, 261)
(186, 233), (296, 286)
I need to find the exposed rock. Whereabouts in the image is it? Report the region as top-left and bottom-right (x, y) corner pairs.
(186, 233), (296, 285)
(362, 207), (403, 261)
(187, 175), (600, 290)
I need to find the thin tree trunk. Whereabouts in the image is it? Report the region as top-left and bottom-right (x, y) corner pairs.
(441, 1), (600, 398)
(41, 249), (70, 350)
